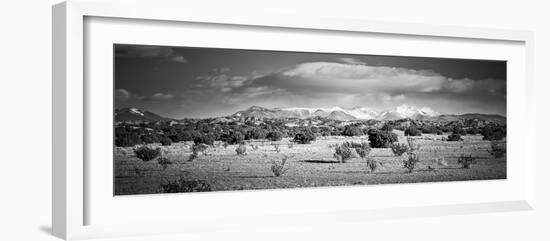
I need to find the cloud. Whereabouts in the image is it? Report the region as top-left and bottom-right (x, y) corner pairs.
(115, 89), (131, 101)
(195, 68), (253, 92)
(115, 45), (188, 63)
(252, 62), (505, 97)
(170, 56), (188, 63)
(143, 92), (175, 101)
(339, 57), (366, 65)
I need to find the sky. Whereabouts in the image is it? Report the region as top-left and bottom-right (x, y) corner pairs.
(114, 44), (507, 119)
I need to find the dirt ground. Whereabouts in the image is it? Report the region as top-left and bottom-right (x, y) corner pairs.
(114, 132), (506, 195)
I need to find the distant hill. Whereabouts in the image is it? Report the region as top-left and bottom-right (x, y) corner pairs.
(115, 108), (171, 122)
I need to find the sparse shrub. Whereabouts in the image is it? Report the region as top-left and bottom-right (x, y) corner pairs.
(250, 144), (259, 151)
(189, 143), (208, 161)
(222, 142), (229, 149)
(404, 126), (422, 136)
(352, 142), (371, 159)
(273, 143), (280, 153)
(333, 143), (355, 163)
(235, 144), (247, 155)
(342, 125), (363, 137)
(133, 146), (161, 162)
(381, 123), (394, 131)
(161, 178), (211, 193)
(159, 135), (172, 146)
(270, 156), (289, 177)
(403, 152), (419, 173)
(406, 137), (420, 152)
(457, 154), (476, 168)
(488, 141), (506, 158)
(287, 142), (294, 149)
(447, 134), (463, 142)
(367, 129), (398, 148)
(266, 131), (283, 141)
(366, 157), (379, 173)
(157, 157), (173, 170)
(390, 143), (408, 156)
(294, 130), (316, 144)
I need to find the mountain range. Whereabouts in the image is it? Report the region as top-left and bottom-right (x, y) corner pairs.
(115, 105), (506, 124)
(234, 105), (440, 121)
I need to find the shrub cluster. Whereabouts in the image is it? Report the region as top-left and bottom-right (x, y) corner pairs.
(133, 146), (161, 162)
(404, 126), (422, 136)
(390, 143), (408, 156)
(160, 178), (212, 193)
(342, 125), (363, 137)
(367, 129), (398, 148)
(235, 144), (247, 155)
(488, 141), (506, 158)
(457, 154), (476, 168)
(447, 134), (463, 142)
(270, 156), (289, 177)
(333, 143), (355, 163)
(482, 125), (506, 141)
(403, 152), (419, 173)
(294, 129), (316, 144)
(266, 131), (283, 141)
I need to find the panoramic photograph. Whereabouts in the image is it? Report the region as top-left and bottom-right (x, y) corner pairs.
(113, 44), (507, 195)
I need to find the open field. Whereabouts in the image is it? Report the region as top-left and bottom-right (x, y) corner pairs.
(114, 131), (506, 195)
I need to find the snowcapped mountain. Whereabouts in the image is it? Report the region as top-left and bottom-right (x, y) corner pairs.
(233, 105), (440, 121)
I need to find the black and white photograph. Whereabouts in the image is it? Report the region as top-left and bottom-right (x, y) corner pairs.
(114, 44), (507, 195)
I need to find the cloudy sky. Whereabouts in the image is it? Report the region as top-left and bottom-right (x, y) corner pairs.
(114, 44), (506, 119)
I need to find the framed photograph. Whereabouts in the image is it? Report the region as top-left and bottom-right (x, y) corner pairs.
(53, 0), (535, 240)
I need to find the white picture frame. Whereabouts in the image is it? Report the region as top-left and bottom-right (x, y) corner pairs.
(52, 0), (535, 240)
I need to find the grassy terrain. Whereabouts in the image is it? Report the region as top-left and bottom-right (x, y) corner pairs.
(114, 132), (506, 195)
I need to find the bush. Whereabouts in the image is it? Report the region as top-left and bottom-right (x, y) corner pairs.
(193, 134), (215, 145)
(457, 154), (476, 168)
(342, 125), (363, 137)
(390, 143), (408, 156)
(141, 134), (159, 144)
(447, 134), (463, 142)
(452, 126), (467, 135)
(488, 141), (506, 158)
(266, 131), (283, 141)
(404, 126), (422, 136)
(466, 128), (480, 135)
(294, 130), (316, 144)
(227, 132), (245, 145)
(159, 135), (172, 146)
(366, 158), (379, 173)
(270, 156), (289, 177)
(160, 178), (211, 193)
(367, 129), (398, 148)
(235, 144), (247, 155)
(157, 157), (173, 170)
(420, 126), (441, 135)
(272, 143), (280, 153)
(403, 152), (419, 173)
(133, 146), (161, 162)
(333, 143), (355, 163)
(189, 143), (208, 161)
(352, 142), (371, 159)
(115, 131), (142, 147)
(482, 126), (506, 141)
